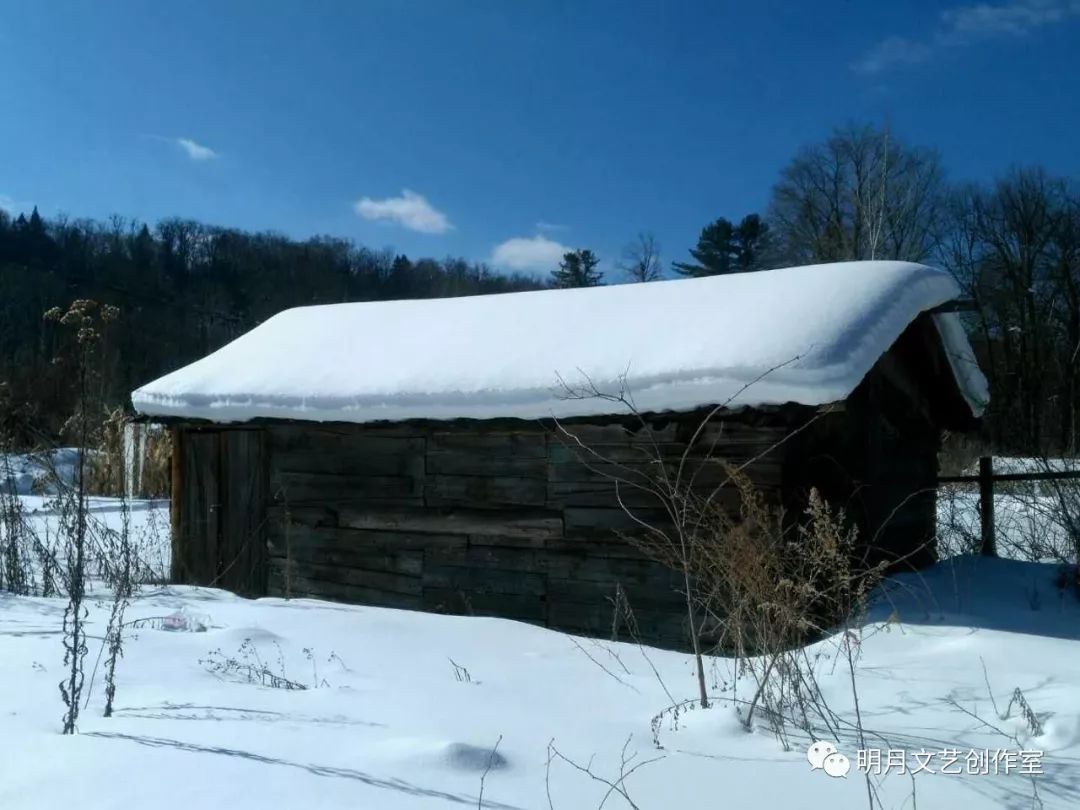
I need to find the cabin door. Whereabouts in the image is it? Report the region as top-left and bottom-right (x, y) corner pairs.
(176, 428), (268, 595)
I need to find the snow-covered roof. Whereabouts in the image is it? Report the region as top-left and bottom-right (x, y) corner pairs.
(131, 260), (988, 425)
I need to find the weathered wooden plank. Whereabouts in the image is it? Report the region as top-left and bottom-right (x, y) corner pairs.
(545, 552), (679, 585)
(266, 524), (466, 555)
(551, 419), (790, 451)
(268, 557), (421, 596)
(546, 456), (782, 489)
(546, 576), (685, 611)
(466, 532), (548, 549)
(547, 440), (785, 466)
(426, 545), (546, 572)
(271, 435), (426, 478)
(563, 507), (673, 534)
(267, 504), (339, 528)
(219, 429), (269, 595)
(268, 543), (423, 577)
(546, 480), (666, 509)
(422, 565), (546, 596)
(424, 474), (547, 508)
(546, 600), (688, 646)
(427, 431), (547, 478)
(270, 471), (423, 504)
(269, 423), (426, 447)
(551, 423), (681, 446)
(337, 507), (563, 539)
(429, 431), (547, 455)
(422, 587), (546, 622)
(169, 426), (183, 584)
(267, 567), (423, 610)
(546, 535), (649, 559)
(180, 431), (220, 585)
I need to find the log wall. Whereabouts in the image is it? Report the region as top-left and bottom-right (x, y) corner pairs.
(259, 415), (791, 649)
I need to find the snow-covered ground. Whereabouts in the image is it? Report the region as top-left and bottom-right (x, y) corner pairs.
(1, 497), (1079, 809)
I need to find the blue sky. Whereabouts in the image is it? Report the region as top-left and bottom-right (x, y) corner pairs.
(1, 0), (1078, 278)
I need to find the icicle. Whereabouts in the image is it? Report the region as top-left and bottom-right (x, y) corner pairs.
(136, 424), (147, 498)
(122, 422), (136, 500)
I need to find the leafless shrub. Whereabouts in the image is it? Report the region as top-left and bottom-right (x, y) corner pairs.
(552, 364), (813, 709)
(301, 647), (332, 689)
(948, 666), (1045, 810)
(44, 299), (119, 733)
(734, 490), (886, 738)
(101, 494), (136, 717)
(1003, 687), (1045, 737)
(200, 639), (308, 691)
(37, 525), (59, 597)
(327, 650), (351, 673)
(0, 467), (35, 595)
(139, 427), (172, 498)
(450, 658), (474, 683)
(0, 449), (63, 599)
(553, 370), (896, 797)
(84, 407), (126, 497)
(544, 735), (662, 810)
(476, 734), (503, 810)
(649, 697), (706, 748)
(56, 480), (90, 733)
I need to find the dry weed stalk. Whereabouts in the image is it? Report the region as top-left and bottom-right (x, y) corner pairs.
(554, 371), (896, 776)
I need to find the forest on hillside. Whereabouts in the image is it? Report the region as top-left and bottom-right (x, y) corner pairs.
(0, 212), (543, 444)
(2, 123), (1079, 456)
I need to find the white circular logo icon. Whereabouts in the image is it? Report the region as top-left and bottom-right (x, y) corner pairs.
(807, 741), (837, 770)
(822, 752), (851, 779)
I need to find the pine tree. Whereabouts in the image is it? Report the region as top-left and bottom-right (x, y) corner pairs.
(732, 214), (770, 272)
(673, 215), (770, 277)
(551, 249), (603, 288)
(673, 218), (736, 277)
(27, 206), (45, 236)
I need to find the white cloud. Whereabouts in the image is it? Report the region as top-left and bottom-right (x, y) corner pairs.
(176, 137), (219, 161)
(491, 234), (572, 274)
(353, 189), (453, 235)
(852, 36), (935, 74)
(944, 0), (1079, 36)
(854, 0), (1080, 74)
(535, 220), (569, 233)
(0, 194), (30, 215)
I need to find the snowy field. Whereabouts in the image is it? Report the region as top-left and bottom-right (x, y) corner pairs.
(1, 448), (82, 496)
(1, 495), (1079, 809)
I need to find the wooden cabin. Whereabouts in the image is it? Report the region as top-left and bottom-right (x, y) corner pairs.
(132, 261), (987, 649)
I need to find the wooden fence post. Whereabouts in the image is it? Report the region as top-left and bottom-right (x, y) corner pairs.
(979, 455), (996, 556)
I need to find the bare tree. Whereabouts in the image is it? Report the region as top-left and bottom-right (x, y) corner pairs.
(942, 168), (1076, 451)
(768, 123), (946, 266)
(617, 233), (662, 283)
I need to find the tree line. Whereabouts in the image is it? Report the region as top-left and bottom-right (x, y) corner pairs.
(2, 122), (1078, 454)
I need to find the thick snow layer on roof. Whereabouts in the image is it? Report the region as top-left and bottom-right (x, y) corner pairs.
(131, 260), (988, 424)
